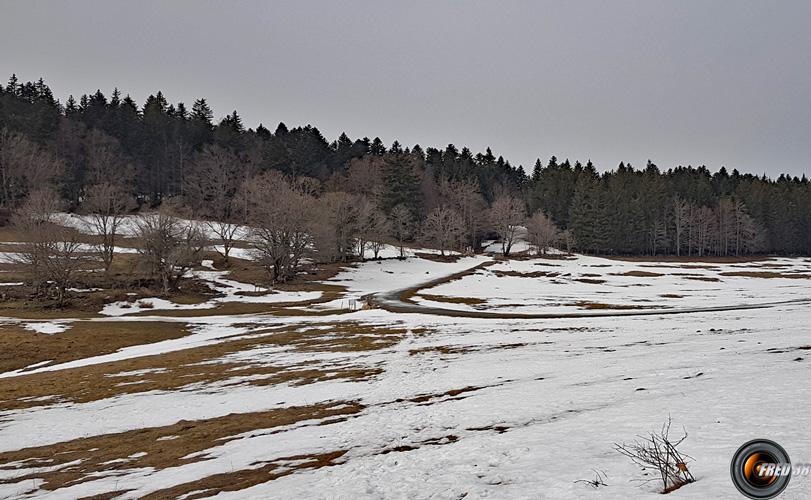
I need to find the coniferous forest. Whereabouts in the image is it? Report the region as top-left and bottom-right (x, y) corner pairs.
(2, 74), (811, 261)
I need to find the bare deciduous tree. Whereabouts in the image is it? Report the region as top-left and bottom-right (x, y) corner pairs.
(560, 229), (575, 254)
(365, 210), (389, 260)
(489, 194), (525, 256)
(83, 182), (133, 274)
(183, 145), (246, 264)
(85, 129), (134, 186)
(312, 191), (358, 263)
(526, 210), (560, 255)
(389, 204), (413, 259)
(12, 188), (84, 306)
(0, 128), (64, 207)
(423, 205), (465, 256)
(134, 212), (205, 295)
(355, 196), (389, 260)
(247, 171), (314, 282)
(720, 198), (764, 256)
(442, 178), (486, 253)
(346, 156), (384, 197)
(671, 197), (689, 257)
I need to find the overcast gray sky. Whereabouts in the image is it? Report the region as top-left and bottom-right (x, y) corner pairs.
(2, 1), (810, 176)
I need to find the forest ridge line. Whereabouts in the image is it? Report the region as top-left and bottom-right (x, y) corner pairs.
(1, 74), (810, 258)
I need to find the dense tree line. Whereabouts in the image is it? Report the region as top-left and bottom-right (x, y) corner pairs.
(3, 73), (811, 270)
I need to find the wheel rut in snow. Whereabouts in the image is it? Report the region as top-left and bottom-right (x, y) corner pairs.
(364, 259), (811, 319)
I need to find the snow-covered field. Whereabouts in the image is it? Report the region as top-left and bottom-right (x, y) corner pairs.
(411, 255), (811, 314)
(1, 251), (810, 499)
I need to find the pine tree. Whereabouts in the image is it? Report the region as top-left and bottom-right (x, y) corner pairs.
(370, 137), (386, 156)
(531, 158), (543, 182)
(569, 168), (603, 253)
(380, 149), (423, 216)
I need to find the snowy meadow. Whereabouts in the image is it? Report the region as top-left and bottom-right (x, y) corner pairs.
(1, 245), (810, 499)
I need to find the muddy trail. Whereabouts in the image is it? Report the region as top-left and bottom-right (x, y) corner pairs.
(363, 260), (811, 319)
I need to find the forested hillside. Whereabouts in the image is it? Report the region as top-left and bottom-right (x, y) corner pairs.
(2, 74), (810, 257)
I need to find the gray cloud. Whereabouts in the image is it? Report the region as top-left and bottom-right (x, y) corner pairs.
(2, 0), (810, 176)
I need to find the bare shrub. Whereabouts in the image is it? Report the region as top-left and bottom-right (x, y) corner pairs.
(183, 145), (248, 263)
(0, 128), (64, 207)
(440, 178), (487, 253)
(365, 210), (389, 260)
(356, 197), (389, 260)
(526, 210), (560, 255)
(312, 191), (358, 263)
(489, 194), (525, 256)
(12, 188), (84, 306)
(423, 205), (464, 256)
(614, 417), (695, 493)
(134, 212), (205, 295)
(246, 171), (315, 282)
(574, 469), (608, 489)
(388, 204), (413, 259)
(83, 182), (133, 274)
(84, 129), (134, 186)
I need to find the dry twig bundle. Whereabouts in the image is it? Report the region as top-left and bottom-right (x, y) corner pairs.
(614, 417), (695, 493)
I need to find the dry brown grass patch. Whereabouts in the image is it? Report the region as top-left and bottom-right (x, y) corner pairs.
(143, 450), (349, 500)
(0, 322), (398, 411)
(227, 259), (349, 292)
(417, 294), (486, 305)
(608, 255), (768, 263)
(256, 322), (425, 353)
(719, 271), (811, 279)
(395, 385), (483, 405)
(0, 401), (362, 494)
(574, 278), (607, 284)
(612, 270), (664, 277)
(0, 321), (190, 373)
(129, 291), (344, 318)
(409, 345), (474, 356)
(409, 342), (528, 357)
(681, 276), (721, 282)
(491, 270), (559, 278)
(573, 301), (655, 310)
(414, 252), (464, 263)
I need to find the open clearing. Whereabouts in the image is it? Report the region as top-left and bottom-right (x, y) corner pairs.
(1, 248), (810, 499)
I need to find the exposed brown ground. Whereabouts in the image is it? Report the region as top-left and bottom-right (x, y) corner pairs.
(612, 270), (664, 277)
(0, 321), (191, 373)
(719, 271), (811, 279)
(639, 264), (720, 269)
(681, 276), (721, 282)
(409, 343), (530, 357)
(572, 301), (657, 310)
(0, 322), (419, 411)
(608, 255), (769, 263)
(0, 253), (215, 319)
(400, 261), (496, 305)
(0, 401), (362, 494)
(526, 254), (576, 261)
(409, 344), (475, 356)
(413, 252), (464, 263)
(142, 450), (351, 500)
(127, 289), (344, 318)
(491, 270), (559, 278)
(227, 258), (349, 291)
(0, 319), (434, 498)
(574, 278), (607, 284)
(417, 294), (486, 305)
